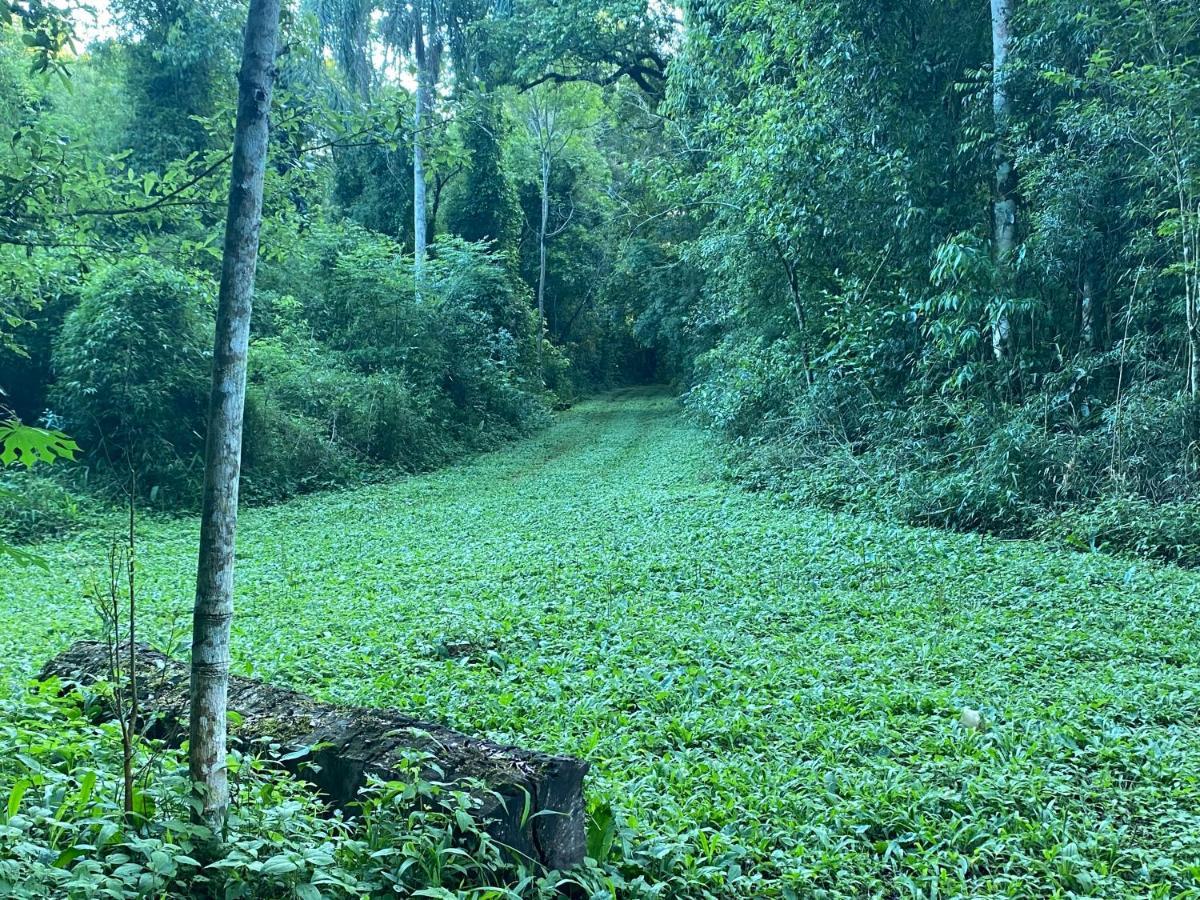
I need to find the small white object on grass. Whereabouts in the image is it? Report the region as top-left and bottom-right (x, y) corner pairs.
(959, 707), (983, 730)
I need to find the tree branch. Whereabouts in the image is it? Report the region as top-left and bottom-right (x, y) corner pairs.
(517, 57), (667, 95)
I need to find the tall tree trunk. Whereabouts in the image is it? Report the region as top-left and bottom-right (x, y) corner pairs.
(189, 0), (280, 836)
(990, 0), (1016, 362)
(537, 150), (550, 369)
(413, 7), (429, 299)
(1080, 272), (1095, 351)
(775, 243), (814, 387)
(1183, 197), (1200, 448)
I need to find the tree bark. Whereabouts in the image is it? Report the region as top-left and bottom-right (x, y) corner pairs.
(775, 243), (815, 387)
(1080, 272), (1095, 351)
(537, 150), (550, 367)
(190, 0), (280, 836)
(990, 0), (1016, 362)
(413, 6), (430, 299)
(1183, 200), (1200, 448)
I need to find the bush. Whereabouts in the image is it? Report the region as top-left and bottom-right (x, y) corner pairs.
(247, 338), (450, 472)
(0, 472), (88, 543)
(255, 228), (550, 464)
(692, 349), (1200, 563)
(34, 229), (553, 513)
(343, 372), (449, 466)
(239, 387), (358, 503)
(686, 335), (807, 439)
(50, 260), (211, 504)
(1045, 497), (1200, 567)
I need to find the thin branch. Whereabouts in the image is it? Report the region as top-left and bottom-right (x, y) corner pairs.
(71, 153), (233, 218)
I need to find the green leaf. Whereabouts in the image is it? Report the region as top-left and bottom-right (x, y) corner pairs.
(52, 848), (83, 869)
(0, 541), (48, 570)
(259, 855), (299, 876)
(0, 421), (79, 468)
(6, 779), (30, 819)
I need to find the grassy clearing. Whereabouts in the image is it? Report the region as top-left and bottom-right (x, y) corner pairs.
(6, 388), (1200, 897)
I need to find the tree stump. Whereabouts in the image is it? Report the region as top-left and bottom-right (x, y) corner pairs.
(40, 641), (589, 870)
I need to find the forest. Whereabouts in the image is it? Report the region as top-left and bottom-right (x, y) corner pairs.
(2, 0), (1200, 897)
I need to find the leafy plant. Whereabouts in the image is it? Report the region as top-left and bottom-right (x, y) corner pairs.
(51, 259), (211, 504)
(7, 393), (1200, 896)
(0, 419), (80, 567)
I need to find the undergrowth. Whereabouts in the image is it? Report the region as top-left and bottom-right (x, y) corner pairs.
(688, 352), (1200, 566)
(0, 683), (611, 898)
(6, 391), (1200, 896)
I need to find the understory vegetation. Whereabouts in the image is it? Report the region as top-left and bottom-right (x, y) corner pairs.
(7, 395), (1200, 897)
(661, 0), (1200, 564)
(5, 0), (1200, 896)
(1, 0), (656, 530)
(1, 684), (609, 898)
(6, 0), (1200, 560)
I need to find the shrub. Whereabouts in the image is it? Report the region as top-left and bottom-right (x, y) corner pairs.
(693, 351), (1200, 560)
(426, 240), (549, 439)
(37, 230), (553, 513)
(50, 260), (211, 503)
(247, 338), (449, 472)
(1045, 497), (1200, 567)
(258, 230), (549, 458)
(686, 335), (806, 439)
(0, 472), (88, 543)
(240, 387), (358, 503)
(341, 372), (448, 467)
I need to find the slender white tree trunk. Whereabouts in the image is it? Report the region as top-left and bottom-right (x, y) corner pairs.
(1182, 196), (1200, 446)
(412, 9), (429, 299)
(189, 0), (280, 836)
(990, 0), (1016, 361)
(1080, 272), (1095, 350)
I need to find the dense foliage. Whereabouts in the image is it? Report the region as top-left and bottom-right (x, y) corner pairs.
(638, 0), (1200, 560)
(4, 0), (1200, 896)
(52, 260), (211, 497)
(0, 1), (656, 518)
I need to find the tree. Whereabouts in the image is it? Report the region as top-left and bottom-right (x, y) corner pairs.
(4, 0), (75, 77)
(446, 91), (520, 256)
(189, 0), (281, 835)
(1, 7), (95, 569)
(485, 0), (673, 96)
(517, 84), (597, 364)
(380, 0), (446, 296)
(113, 0), (242, 171)
(411, 3), (433, 293)
(313, 0), (375, 99)
(316, 0), (534, 287)
(990, 0), (1016, 361)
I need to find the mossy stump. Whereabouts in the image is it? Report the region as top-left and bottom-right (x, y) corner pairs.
(41, 641), (589, 870)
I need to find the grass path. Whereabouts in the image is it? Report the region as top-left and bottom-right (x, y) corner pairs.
(7, 388), (1200, 896)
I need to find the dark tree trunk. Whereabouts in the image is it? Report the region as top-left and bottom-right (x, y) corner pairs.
(1080, 272), (1096, 351)
(190, 0), (281, 835)
(537, 151), (550, 368)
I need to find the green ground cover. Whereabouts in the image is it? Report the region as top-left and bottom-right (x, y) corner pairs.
(6, 389), (1200, 897)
